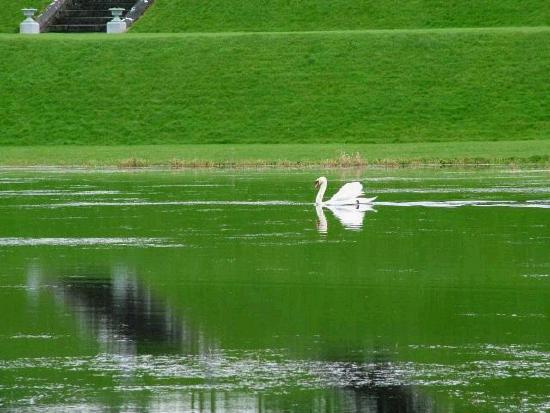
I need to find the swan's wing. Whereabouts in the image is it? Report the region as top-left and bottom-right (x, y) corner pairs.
(328, 182), (364, 203)
(326, 205), (370, 230)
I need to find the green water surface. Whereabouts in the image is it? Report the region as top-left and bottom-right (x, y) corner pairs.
(0, 168), (548, 412)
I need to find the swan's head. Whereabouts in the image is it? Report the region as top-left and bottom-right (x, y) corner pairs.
(314, 176), (327, 189)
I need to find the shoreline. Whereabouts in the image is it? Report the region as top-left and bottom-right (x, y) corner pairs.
(0, 141), (548, 169)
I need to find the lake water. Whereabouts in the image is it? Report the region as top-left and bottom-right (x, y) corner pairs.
(0, 168), (548, 413)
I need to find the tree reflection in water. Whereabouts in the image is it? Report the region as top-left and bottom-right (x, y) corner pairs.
(54, 265), (200, 355)
(33, 264), (439, 413)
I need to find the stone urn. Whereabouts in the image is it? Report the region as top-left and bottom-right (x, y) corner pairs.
(109, 8), (125, 21)
(22, 8), (38, 21)
(107, 8), (127, 33)
(20, 8), (39, 34)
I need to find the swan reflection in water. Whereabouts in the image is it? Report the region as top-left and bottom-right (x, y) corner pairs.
(316, 203), (376, 233)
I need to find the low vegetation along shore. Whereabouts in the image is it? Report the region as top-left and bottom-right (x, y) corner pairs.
(0, 141), (548, 168)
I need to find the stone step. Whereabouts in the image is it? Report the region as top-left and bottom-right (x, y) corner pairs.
(70, 1), (134, 4)
(46, 24), (106, 32)
(54, 16), (113, 25)
(61, 9), (122, 17)
(70, 2), (134, 10)
(45, 0), (137, 32)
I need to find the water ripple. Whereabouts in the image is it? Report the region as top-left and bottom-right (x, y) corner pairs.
(0, 190), (121, 197)
(1, 347), (548, 398)
(0, 238), (181, 248)
(15, 199), (550, 209)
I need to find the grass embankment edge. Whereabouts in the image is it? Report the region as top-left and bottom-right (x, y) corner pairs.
(0, 141), (548, 169)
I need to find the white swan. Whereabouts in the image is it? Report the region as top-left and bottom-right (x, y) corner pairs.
(314, 176), (376, 206)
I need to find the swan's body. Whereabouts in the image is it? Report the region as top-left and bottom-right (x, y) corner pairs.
(314, 177), (376, 206)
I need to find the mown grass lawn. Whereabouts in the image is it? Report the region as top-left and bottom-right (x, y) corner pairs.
(2, 0), (548, 33)
(133, 0), (550, 33)
(1, 28), (549, 146)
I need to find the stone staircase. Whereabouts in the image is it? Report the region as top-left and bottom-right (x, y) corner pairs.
(45, 0), (136, 32)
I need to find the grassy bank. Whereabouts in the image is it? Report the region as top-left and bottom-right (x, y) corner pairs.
(1, 28), (549, 145)
(133, 0), (550, 33)
(0, 0), (50, 33)
(0, 141), (548, 168)
(2, 0), (548, 33)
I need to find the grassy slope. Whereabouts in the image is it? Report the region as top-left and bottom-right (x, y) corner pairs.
(0, 141), (548, 167)
(132, 0), (550, 32)
(0, 0), (51, 33)
(1, 28), (549, 146)
(2, 0), (548, 33)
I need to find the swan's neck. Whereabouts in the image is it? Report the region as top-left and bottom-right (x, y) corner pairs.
(315, 181), (327, 205)
(315, 205), (327, 233)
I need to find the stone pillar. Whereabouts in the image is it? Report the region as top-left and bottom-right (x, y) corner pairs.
(20, 8), (40, 34)
(107, 8), (127, 34)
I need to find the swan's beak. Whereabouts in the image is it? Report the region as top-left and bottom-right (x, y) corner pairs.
(314, 180), (320, 189)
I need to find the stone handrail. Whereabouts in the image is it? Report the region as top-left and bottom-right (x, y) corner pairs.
(123, 0), (154, 29)
(36, 0), (72, 31)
